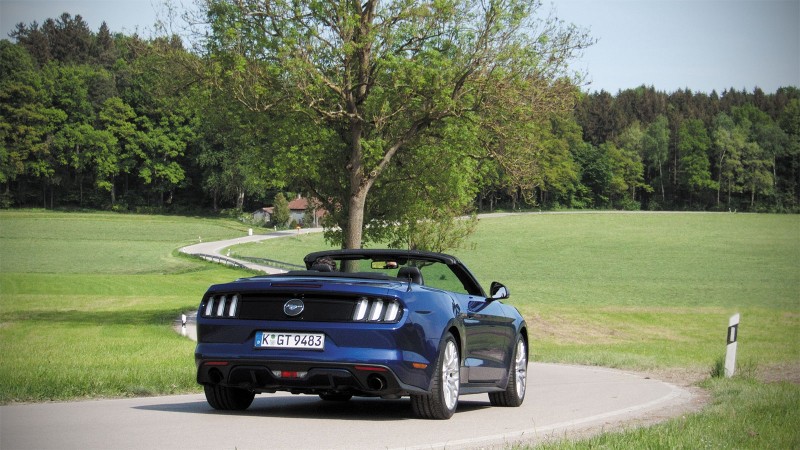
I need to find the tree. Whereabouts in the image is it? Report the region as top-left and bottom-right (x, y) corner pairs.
(196, 90), (272, 211)
(93, 22), (117, 68)
(572, 141), (612, 207)
(777, 99), (800, 207)
(731, 105), (780, 209)
(0, 41), (66, 206)
(537, 116), (581, 207)
(119, 35), (198, 207)
(272, 192), (290, 228)
(614, 121), (650, 204)
(135, 113), (192, 205)
(575, 90), (618, 146)
(741, 140), (772, 209)
(642, 115), (670, 204)
(202, 0), (592, 248)
(712, 113), (745, 208)
(12, 13), (95, 65)
(98, 97), (141, 205)
(51, 122), (117, 205)
(677, 118), (715, 207)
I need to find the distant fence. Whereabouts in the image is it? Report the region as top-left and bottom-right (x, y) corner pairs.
(194, 254), (248, 269)
(190, 253), (303, 272)
(236, 256), (305, 271)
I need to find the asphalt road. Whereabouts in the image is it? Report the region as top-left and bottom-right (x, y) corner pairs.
(179, 227), (324, 274)
(1, 363), (693, 450)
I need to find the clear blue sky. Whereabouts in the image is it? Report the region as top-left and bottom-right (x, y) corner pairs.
(2, 0), (798, 94)
(553, 0), (800, 93)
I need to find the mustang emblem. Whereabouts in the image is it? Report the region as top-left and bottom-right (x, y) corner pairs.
(283, 299), (304, 317)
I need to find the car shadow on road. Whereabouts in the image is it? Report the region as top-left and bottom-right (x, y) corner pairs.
(134, 396), (492, 421)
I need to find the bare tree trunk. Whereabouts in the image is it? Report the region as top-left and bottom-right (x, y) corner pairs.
(717, 151), (726, 208)
(344, 188), (367, 250)
(236, 189), (244, 211)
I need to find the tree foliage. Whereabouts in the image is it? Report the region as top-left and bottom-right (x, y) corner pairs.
(271, 192), (290, 227)
(1, 10), (798, 238)
(201, 0), (593, 248)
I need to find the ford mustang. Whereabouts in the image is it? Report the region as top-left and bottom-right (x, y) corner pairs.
(195, 249), (528, 419)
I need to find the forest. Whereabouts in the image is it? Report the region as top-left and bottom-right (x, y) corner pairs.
(2, 11), (798, 220)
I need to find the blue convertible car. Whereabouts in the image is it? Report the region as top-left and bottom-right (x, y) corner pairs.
(195, 249), (528, 419)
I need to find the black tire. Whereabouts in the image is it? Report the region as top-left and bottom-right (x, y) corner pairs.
(319, 392), (353, 402)
(204, 384), (255, 410)
(411, 332), (460, 419)
(489, 335), (527, 407)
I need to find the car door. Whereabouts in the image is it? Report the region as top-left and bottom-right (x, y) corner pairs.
(454, 293), (515, 383)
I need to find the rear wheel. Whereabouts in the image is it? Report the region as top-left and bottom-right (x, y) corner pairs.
(204, 384), (255, 410)
(489, 335), (527, 407)
(411, 332), (460, 419)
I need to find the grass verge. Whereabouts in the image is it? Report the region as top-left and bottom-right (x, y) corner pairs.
(534, 375), (800, 449)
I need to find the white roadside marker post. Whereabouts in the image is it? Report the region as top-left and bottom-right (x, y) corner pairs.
(725, 313), (740, 377)
(181, 314), (187, 337)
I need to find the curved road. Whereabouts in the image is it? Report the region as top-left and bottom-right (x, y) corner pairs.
(179, 227), (324, 274)
(1, 364), (694, 450)
(1, 228), (699, 449)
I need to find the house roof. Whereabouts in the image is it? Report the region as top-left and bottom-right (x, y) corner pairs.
(287, 197), (309, 210)
(254, 197), (326, 219)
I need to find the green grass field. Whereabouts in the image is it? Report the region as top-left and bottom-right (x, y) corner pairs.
(1, 210), (798, 448)
(0, 210), (251, 401)
(230, 212), (800, 448)
(232, 212), (800, 373)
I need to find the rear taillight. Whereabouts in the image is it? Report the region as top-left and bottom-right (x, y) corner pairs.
(352, 297), (402, 323)
(203, 294), (240, 318)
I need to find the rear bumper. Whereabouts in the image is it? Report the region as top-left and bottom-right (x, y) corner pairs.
(196, 358), (428, 396)
(194, 318), (440, 394)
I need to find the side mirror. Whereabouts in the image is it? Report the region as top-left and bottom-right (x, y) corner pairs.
(489, 282), (509, 300)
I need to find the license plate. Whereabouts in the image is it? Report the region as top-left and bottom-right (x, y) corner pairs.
(255, 331), (325, 350)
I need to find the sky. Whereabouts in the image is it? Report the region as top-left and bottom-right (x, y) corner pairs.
(1, 0), (798, 94)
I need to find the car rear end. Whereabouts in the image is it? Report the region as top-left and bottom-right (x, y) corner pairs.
(195, 275), (438, 399)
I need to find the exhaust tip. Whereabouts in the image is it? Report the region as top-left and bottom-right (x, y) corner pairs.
(208, 368), (223, 384)
(366, 373), (386, 391)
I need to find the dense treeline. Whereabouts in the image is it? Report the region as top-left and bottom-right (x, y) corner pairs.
(1, 13), (798, 215)
(573, 86), (800, 212)
(1, 14), (207, 211)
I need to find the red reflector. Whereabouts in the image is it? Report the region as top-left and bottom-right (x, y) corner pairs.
(354, 365), (388, 372)
(204, 361), (229, 366)
(281, 371), (300, 378)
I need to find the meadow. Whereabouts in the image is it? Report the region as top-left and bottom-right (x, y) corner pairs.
(1, 210), (798, 448)
(230, 211), (800, 448)
(232, 212), (800, 374)
(0, 210), (251, 401)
